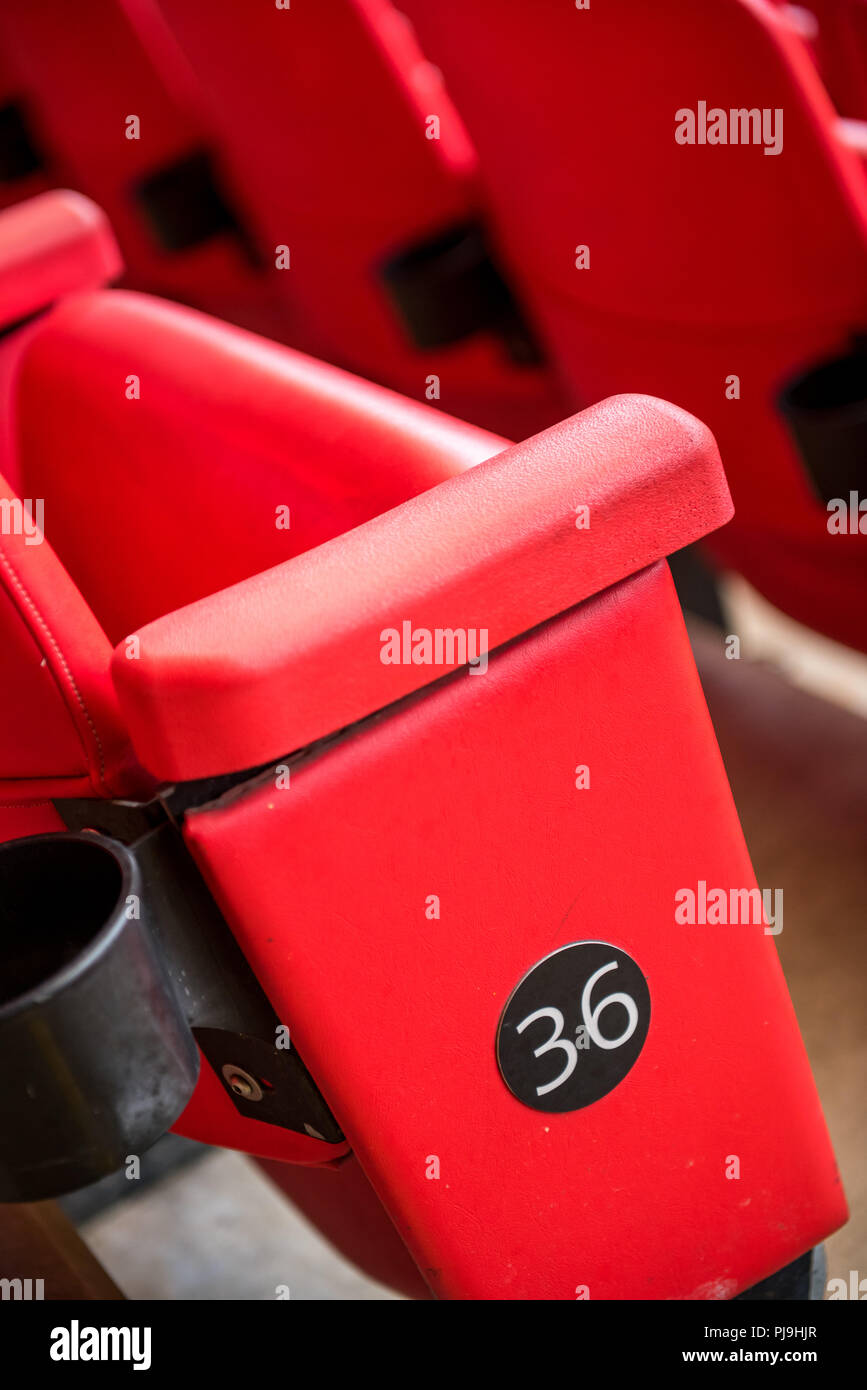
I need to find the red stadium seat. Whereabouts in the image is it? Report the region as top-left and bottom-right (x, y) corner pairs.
(0, 0), (566, 438)
(145, 0), (566, 434)
(400, 0), (867, 651)
(0, 207), (505, 1175)
(0, 0), (275, 332)
(0, 196), (846, 1289)
(0, 189), (122, 486)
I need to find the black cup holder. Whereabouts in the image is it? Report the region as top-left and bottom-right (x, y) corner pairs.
(778, 346), (867, 504)
(0, 832), (199, 1202)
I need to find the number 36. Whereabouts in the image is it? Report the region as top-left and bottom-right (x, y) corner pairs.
(516, 960), (639, 1097)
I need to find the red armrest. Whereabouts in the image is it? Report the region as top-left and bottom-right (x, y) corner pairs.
(0, 190), (121, 329)
(112, 394), (733, 782)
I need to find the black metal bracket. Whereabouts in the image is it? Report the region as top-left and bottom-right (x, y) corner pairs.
(54, 794), (343, 1147)
(0, 100), (46, 183)
(778, 335), (867, 504)
(381, 219), (545, 364)
(132, 147), (262, 267)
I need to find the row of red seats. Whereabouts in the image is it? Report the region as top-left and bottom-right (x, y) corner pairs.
(398, 0), (867, 651)
(0, 1), (864, 648)
(0, 0), (564, 441)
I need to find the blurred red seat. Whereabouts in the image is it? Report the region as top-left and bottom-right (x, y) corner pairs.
(401, 0), (867, 650)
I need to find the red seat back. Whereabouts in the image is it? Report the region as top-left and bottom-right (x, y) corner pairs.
(0, 0), (567, 438)
(401, 0), (867, 648)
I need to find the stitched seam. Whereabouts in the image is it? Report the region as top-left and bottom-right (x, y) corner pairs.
(0, 541), (107, 791)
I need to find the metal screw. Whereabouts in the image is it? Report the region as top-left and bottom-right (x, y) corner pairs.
(221, 1064), (264, 1102)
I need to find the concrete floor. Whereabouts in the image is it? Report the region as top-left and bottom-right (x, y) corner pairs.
(77, 586), (866, 1301)
(82, 1149), (399, 1301)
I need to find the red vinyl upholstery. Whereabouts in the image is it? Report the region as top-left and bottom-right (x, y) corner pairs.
(183, 560), (845, 1298)
(400, 0), (867, 650)
(0, 470), (142, 801)
(13, 289), (504, 647)
(0, 189), (120, 330)
(0, 194), (139, 802)
(110, 393), (731, 780)
(0, 190), (122, 490)
(2, 288), (503, 800)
